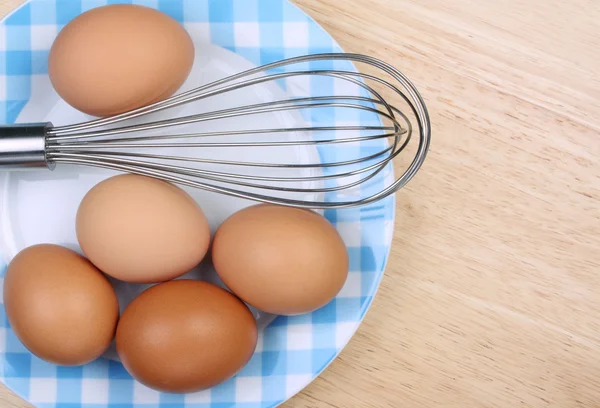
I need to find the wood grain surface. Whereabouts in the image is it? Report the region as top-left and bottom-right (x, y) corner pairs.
(1, 0), (599, 407)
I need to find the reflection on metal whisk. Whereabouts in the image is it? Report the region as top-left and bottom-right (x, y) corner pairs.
(0, 54), (430, 209)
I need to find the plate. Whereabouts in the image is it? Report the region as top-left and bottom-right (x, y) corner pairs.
(0, 1), (395, 407)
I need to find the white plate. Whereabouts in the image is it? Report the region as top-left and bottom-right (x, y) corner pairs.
(0, 1), (396, 407)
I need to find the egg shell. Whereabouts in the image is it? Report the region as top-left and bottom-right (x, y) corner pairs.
(76, 174), (211, 283)
(48, 4), (194, 117)
(3, 244), (119, 366)
(212, 204), (350, 315)
(116, 280), (257, 393)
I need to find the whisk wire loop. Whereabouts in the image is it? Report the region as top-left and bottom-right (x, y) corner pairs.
(2, 53), (430, 209)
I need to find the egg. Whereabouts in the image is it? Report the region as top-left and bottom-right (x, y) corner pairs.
(116, 280), (257, 393)
(212, 204), (349, 315)
(48, 4), (194, 117)
(3, 244), (119, 366)
(76, 174), (210, 283)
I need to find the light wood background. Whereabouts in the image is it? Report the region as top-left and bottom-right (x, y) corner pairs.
(1, 0), (599, 407)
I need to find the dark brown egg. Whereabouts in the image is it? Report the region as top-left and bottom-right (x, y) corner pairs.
(115, 280), (257, 393)
(3, 244), (119, 366)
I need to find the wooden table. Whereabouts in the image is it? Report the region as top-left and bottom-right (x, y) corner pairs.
(1, 0), (599, 407)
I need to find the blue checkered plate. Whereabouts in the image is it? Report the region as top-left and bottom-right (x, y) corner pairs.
(0, 0), (395, 407)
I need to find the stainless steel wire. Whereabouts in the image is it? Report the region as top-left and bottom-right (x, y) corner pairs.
(19, 53), (431, 209)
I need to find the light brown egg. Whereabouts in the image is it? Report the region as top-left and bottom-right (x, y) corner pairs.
(76, 174), (210, 283)
(48, 4), (194, 117)
(212, 204), (349, 315)
(116, 280), (257, 393)
(3, 244), (119, 366)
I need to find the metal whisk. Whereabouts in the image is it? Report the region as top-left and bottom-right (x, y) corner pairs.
(0, 53), (430, 209)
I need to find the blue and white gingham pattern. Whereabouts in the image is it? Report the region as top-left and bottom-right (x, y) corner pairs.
(0, 0), (395, 406)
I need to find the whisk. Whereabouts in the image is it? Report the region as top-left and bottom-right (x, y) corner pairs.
(0, 53), (430, 209)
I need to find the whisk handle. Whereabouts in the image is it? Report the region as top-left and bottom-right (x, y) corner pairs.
(0, 122), (53, 170)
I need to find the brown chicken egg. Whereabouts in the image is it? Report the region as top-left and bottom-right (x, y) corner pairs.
(48, 4), (194, 117)
(76, 174), (210, 283)
(3, 244), (119, 366)
(212, 204), (349, 315)
(116, 280), (257, 393)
